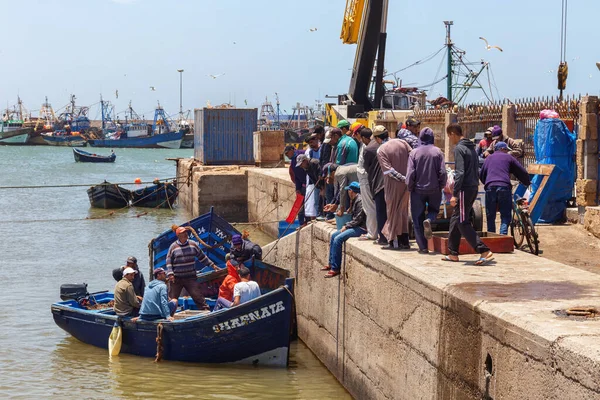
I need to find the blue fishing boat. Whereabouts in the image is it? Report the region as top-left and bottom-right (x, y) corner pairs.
(88, 104), (183, 149)
(131, 181), (178, 208)
(73, 148), (116, 163)
(87, 181), (131, 209)
(42, 132), (87, 147)
(150, 207), (240, 274)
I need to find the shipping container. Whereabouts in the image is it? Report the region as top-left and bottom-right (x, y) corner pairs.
(194, 108), (258, 165)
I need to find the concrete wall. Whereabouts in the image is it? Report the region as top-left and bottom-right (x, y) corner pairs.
(263, 221), (600, 400)
(176, 159), (248, 221)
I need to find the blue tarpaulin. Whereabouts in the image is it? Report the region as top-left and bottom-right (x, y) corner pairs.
(531, 118), (576, 223)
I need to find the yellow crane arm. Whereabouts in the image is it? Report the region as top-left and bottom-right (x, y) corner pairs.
(340, 0), (366, 44)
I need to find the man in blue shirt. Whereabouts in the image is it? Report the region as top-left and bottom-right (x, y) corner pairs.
(136, 268), (178, 321)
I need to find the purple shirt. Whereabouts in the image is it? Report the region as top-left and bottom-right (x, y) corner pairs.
(479, 151), (530, 190)
(406, 144), (447, 194)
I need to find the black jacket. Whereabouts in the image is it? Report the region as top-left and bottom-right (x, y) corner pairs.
(453, 138), (480, 196)
(363, 140), (384, 196)
(230, 239), (263, 263)
(306, 158), (322, 187)
(112, 267), (145, 297)
(319, 143), (333, 167)
(345, 194), (366, 230)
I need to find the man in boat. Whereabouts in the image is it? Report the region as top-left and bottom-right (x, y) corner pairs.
(135, 268), (177, 321)
(322, 182), (366, 278)
(232, 267), (261, 307)
(213, 257), (242, 311)
(112, 256), (145, 297)
(230, 234), (262, 265)
(113, 267), (142, 317)
(166, 227), (219, 311)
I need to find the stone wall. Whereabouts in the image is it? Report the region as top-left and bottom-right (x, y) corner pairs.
(263, 221), (600, 400)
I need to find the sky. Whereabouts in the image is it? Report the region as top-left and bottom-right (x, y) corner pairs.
(0, 0), (598, 119)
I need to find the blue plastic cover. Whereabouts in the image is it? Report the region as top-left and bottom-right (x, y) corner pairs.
(531, 118), (576, 223)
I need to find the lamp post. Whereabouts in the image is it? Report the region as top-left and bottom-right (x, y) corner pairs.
(177, 69), (184, 120)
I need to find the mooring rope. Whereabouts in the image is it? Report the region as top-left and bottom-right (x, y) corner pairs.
(0, 176), (179, 190)
(154, 323), (164, 362)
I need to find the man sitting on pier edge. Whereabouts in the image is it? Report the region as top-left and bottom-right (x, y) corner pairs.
(136, 268), (177, 321)
(166, 227), (219, 310)
(322, 181), (366, 278)
(230, 234), (262, 266)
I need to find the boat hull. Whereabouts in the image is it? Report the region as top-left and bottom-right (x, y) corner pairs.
(131, 182), (178, 208)
(0, 127), (32, 144)
(43, 135), (87, 147)
(73, 148), (116, 163)
(180, 133), (194, 148)
(88, 130), (183, 149)
(51, 280), (294, 366)
(87, 182), (130, 208)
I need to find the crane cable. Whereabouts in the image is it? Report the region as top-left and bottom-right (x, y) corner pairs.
(557, 0), (568, 96)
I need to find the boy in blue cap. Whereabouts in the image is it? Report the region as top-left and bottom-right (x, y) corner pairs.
(322, 181), (366, 278)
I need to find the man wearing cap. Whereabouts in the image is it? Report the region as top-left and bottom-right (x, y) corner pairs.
(298, 154), (322, 221)
(397, 118), (421, 149)
(356, 127), (377, 241)
(335, 120), (359, 165)
(230, 234), (262, 265)
(137, 268), (177, 321)
(364, 125), (388, 245)
(305, 133), (321, 160)
(166, 227), (218, 310)
(112, 256), (145, 297)
(322, 181), (366, 278)
(113, 267), (142, 317)
(487, 125), (524, 162)
(480, 141), (531, 235)
(323, 161), (358, 218)
(377, 125), (412, 249)
(284, 144), (307, 226)
(318, 126), (333, 168)
(477, 127), (494, 162)
(406, 127), (448, 253)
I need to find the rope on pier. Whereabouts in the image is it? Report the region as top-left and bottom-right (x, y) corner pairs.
(0, 176), (178, 190)
(154, 323), (164, 362)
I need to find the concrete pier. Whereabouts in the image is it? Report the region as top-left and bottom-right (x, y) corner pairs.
(176, 163), (600, 399)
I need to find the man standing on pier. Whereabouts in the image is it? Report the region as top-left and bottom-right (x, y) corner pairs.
(285, 145), (307, 227)
(335, 120), (358, 165)
(364, 126), (387, 245)
(356, 127), (377, 241)
(444, 124), (494, 265)
(166, 227), (219, 310)
(397, 117), (421, 149)
(406, 128), (447, 254)
(377, 126), (412, 249)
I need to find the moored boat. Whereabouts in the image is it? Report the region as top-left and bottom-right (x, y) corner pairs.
(73, 148), (116, 163)
(131, 181), (177, 208)
(87, 181), (131, 208)
(51, 272), (294, 366)
(88, 130), (183, 149)
(0, 115), (31, 145)
(42, 132), (87, 147)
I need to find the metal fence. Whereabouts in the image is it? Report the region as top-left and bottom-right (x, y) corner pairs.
(456, 102), (503, 139)
(513, 95), (580, 167)
(413, 108), (446, 149)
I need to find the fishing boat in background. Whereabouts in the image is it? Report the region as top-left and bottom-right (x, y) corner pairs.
(87, 181), (130, 209)
(42, 131), (87, 146)
(0, 99), (33, 145)
(73, 148), (116, 163)
(177, 111), (194, 148)
(42, 95), (92, 146)
(131, 180), (178, 208)
(88, 103), (183, 149)
(25, 97), (57, 145)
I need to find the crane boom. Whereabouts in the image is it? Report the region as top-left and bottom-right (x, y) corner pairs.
(340, 0), (366, 44)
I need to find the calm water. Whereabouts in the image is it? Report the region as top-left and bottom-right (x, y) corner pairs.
(0, 146), (349, 399)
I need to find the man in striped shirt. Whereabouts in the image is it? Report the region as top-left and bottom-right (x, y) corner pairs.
(166, 227), (218, 310)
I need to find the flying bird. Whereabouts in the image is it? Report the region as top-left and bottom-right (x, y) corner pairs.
(309, 27), (318, 32)
(208, 73), (225, 79)
(115, 90), (119, 99)
(244, 99), (248, 106)
(233, 41), (237, 45)
(479, 37), (503, 52)
(149, 86), (156, 91)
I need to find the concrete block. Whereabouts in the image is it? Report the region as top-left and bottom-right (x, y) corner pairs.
(580, 96), (599, 114)
(579, 114), (598, 140)
(253, 130), (285, 167)
(584, 206), (600, 238)
(576, 179), (597, 194)
(576, 191), (597, 207)
(585, 139), (599, 154)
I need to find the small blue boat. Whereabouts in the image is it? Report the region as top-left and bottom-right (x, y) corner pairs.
(131, 181), (178, 208)
(42, 133), (87, 147)
(87, 181), (131, 209)
(51, 273), (295, 366)
(150, 207), (240, 273)
(73, 148), (116, 163)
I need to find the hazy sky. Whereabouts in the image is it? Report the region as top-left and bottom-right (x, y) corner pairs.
(1, 0), (598, 119)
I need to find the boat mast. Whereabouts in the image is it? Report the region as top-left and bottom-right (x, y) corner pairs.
(444, 21), (453, 104)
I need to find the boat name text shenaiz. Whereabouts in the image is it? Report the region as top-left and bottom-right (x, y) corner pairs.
(212, 301), (285, 333)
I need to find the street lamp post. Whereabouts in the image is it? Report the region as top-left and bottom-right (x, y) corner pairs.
(177, 69), (184, 119)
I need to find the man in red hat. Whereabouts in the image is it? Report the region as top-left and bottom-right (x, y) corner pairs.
(166, 227), (218, 310)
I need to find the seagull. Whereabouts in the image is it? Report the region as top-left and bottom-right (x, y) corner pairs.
(115, 90), (119, 99)
(479, 37), (503, 52)
(233, 41), (237, 45)
(208, 73), (225, 79)
(244, 99), (248, 106)
(149, 86), (156, 91)
(309, 27), (318, 32)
